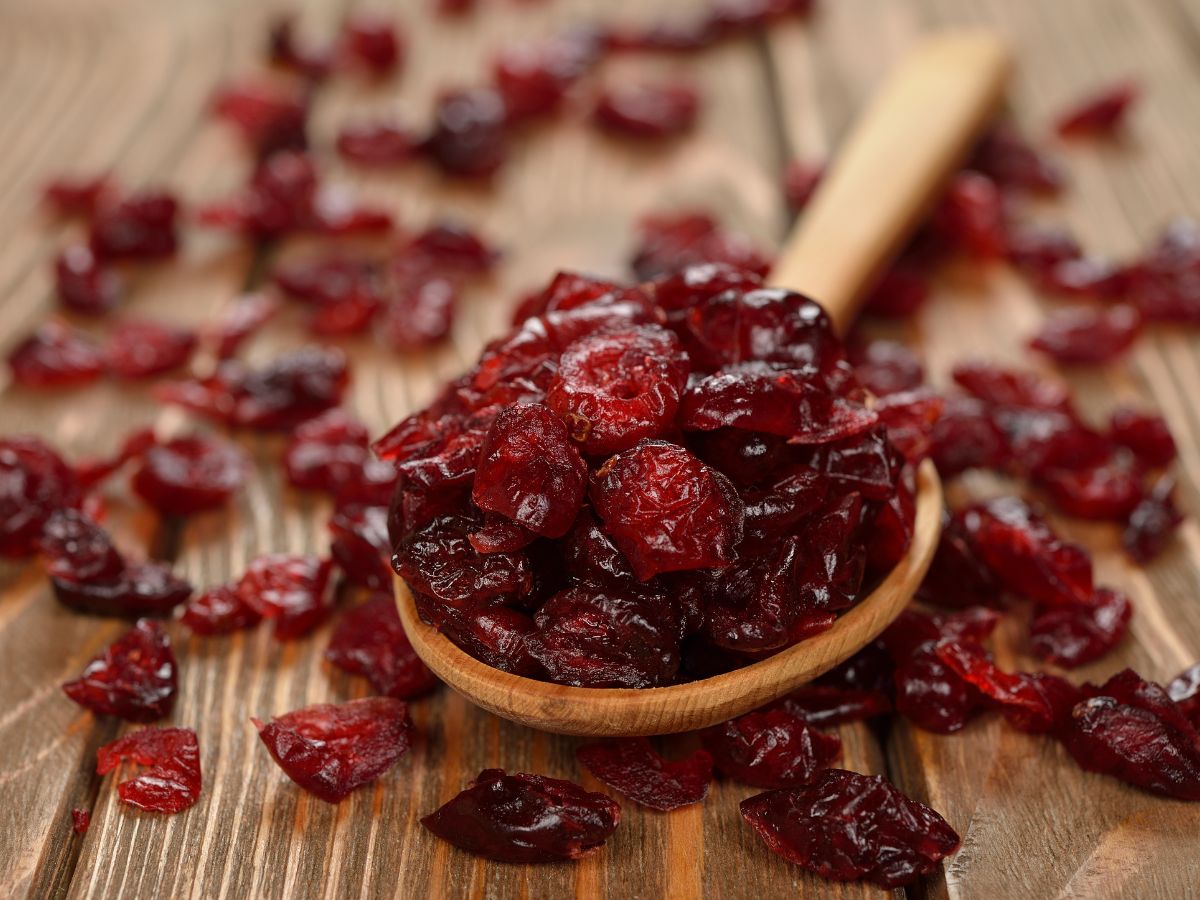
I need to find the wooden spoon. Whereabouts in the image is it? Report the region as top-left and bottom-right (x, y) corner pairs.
(395, 31), (1010, 736)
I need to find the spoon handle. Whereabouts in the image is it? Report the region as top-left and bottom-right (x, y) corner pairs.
(770, 31), (1011, 333)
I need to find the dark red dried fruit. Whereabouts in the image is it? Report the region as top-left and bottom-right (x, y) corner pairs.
(1029, 305), (1142, 365)
(377, 278), (457, 350)
(769, 685), (892, 726)
(0, 436), (83, 557)
(44, 173), (113, 217)
(422, 88), (509, 178)
(237, 554), (334, 639)
(1123, 475), (1184, 563)
(862, 265), (930, 318)
(1029, 587), (1132, 667)
(394, 513), (532, 609)
(1006, 224), (1082, 273)
(590, 440), (743, 580)
(422, 599), (542, 676)
(341, 12), (402, 76)
(89, 190), (179, 261)
(1168, 664), (1200, 729)
(181, 583), (262, 635)
(96, 727), (201, 814)
(593, 82), (698, 139)
(577, 738), (713, 811)
(56, 244), (123, 316)
(1126, 218), (1200, 323)
(71, 808), (90, 834)
(933, 639), (1064, 734)
(874, 390), (944, 463)
(933, 171), (1005, 258)
(740, 768), (960, 888)
(969, 126), (1064, 195)
(329, 504), (391, 590)
(1055, 80), (1139, 137)
(952, 361), (1071, 411)
(336, 120), (418, 165)
(631, 212), (771, 281)
(849, 339), (924, 397)
(131, 435), (249, 516)
(62, 619), (176, 722)
(702, 709), (841, 788)
(490, 42), (575, 122)
(783, 160), (823, 212)
(1110, 407), (1176, 468)
(104, 319), (197, 380)
(326, 594), (438, 698)
(211, 80), (308, 161)
(8, 321), (105, 389)
(918, 510), (1003, 609)
(283, 408), (370, 495)
(205, 292), (281, 360)
(253, 697), (413, 803)
(1036, 454), (1143, 521)
(421, 768), (620, 863)
(400, 222), (499, 277)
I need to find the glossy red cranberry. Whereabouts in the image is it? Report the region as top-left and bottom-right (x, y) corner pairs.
(952, 360), (1071, 411)
(181, 583), (262, 635)
(631, 212), (771, 281)
(400, 222), (499, 277)
(56, 244), (123, 316)
(341, 13), (403, 76)
(969, 125), (1064, 194)
(491, 43), (572, 121)
(205, 292), (281, 359)
(131, 435), (249, 516)
(577, 738), (713, 811)
(427, 600), (542, 676)
(237, 554), (335, 639)
(328, 505), (391, 590)
(104, 319), (197, 380)
(1029, 587), (1132, 667)
(1040, 256), (1130, 301)
(422, 88), (509, 178)
(394, 513), (532, 609)
(933, 640), (1066, 734)
(927, 396), (1005, 477)
(96, 727), (201, 814)
(62, 619), (176, 722)
(1036, 454), (1143, 521)
(254, 697), (413, 803)
(336, 121), (417, 165)
(1123, 475), (1184, 563)
(326, 594), (438, 698)
(933, 171), (1006, 258)
(1168, 664), (1200, 728)
(1110, 407), (1176, 468)
(422, 768), (621, 863)
(769, 685), (892, 726)
(593, 82), (698, 139)
(71, 808), (90, 834)
(741, 768), (960, 888)
(1127, 218), (1200, 322)
(1006, 224), (1081, 273)
(378, 278), (457, 349)
(44, 173), (114, 217)
(0, 436), (83, 557)
(1056, 80), (1139, 137)
(211, 80), (308, 161)
(89, 190), (179, 261)
(702, 708), (840, 788)
(918, 510), (1003, 609)
(849, 339), (924, 397)
(8, 321), (104, 389)
(283, 408), (370, 495)
(783, 160), (822, 211)
(1029, 305), (1142, 364)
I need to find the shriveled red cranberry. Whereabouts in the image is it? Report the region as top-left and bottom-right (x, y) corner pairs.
(326, 594), (438, 698)
(740, 768), (960, 888)
(769, 685), (892, 726)
(400, 222), (499, 277)
(1168, 664), (1200, 728)
(131, 435), (249, 516)
(181, 583), (262, 635)
(577, 738), (713, 811)
(1039, 255), (1130, 300)
(862, 264), (930, 318)
(156, 346), (348, 430)
(237, 554), (335, 639)
(631, 212), (771, 281)
(801, 426), (901, 501)
(783, 160), (822, 211)
(422, 88), (509, 178)
(705, 537), (812, 652)
(1123, 475), (1184, 563)
(593, 82), (698, 139)
(56, 244), (122, 316)
(71, 808), (90, 834)
(1029, 587), (1132, 667)
(104, 319), (197, 380)
(378, 278), (457, 349)
(254, 697), (413, 803)
(933, 171), (1005, 258)
(422, 769), (620, 863)
(969, 125), (1064, 194)
(8, 321), (104, 389)
(62, 619), (176, 722)
(0, 436), (83, 557)
(1055, 80), (1139, 137)
(211, 80), (308, 161)
(96, 727), (201, 814)
(89, 190), (179, 261)
(952, 361), (1071, 411)
(491, 43), (571, 121)
(702, 709), (840, 788)
(205, 293), (281, 359)
(336, 120), (417, 165)
(928, 395), (1006, 476)
(849, 339), (924, 397)
(527, 585), (680, 687)
(590, 440), (743, 580)
(933, 640), (1065, 734)
(918, 510), (1003, 609)
(1029, 305), (1142, 365)
(1126, 217), (1200, 322)
(394, 513), (532, 608)
(425, 600), (542, 676)
(44, 173), (113, 217)
(1007, 224), (1082, 273)
(1036, 454), (1143, 521)
(329, 505), (391, 590)
(273, 255), (383, 336)
(874, 390), (944, 463)
(283, 408), (369, 495)
(1110, 407), (1176, 468)
(341, 12), (403, 76)
(546, 326), (688, 455)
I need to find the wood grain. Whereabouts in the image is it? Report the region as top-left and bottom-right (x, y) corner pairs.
(0, 0), (1198, 898)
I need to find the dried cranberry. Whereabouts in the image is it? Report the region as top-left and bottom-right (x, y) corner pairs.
(378, 278), (457, 349)
(1039, 256), (1129, 300)
(705, 537), (809, 652)
(1110, 408), (1176, 468)
(8, 321), (104, 389)
(577, 738), (713, 811)
(928, 395), (1006, 476)
(44, 173), (113, 216)
(399, 222), (499, 277)
(1006, 224), (1082, 273)
(422, 768), (620, 863)
(933, 171), (1006, 258)
(181, 583), (262, 635)
(918, 510), (1003, 609)
(131, 435), (249, 516)
(326, 595), (438, 698)
(96, 727), (201, 814)
(590, 440), (743, 580)
(104, 319), (197, 380)
(254, 697), (413, 803)
(422, 88), (509, 178)
(336, 121), (418, 165)
(802, 427), (901, 501)
(0, 436), (83, 557)
(969, 126), (1064, 194)
(1123, 475), (1183, 563)
(740, 768), (960, 888)
(273, 255), (383, 335)
(237, 554), (334, 639)
(328, 505), (391, 590)
(1055, 80), (1139, 137)
(1127, 218), (1200, 322)
(89, 190), (179, 261)
(56, 244), (122, 316)
(491, 44), (570, 121)
(1029, 305), (1142, 365)
(211, 80), (308, 160)
(341, 12), (402, 76)
(593, 82), (698, 139)
(769, 685), (892, 726)
(283, 408), (370, 495)
(1168, 664), (1200, 728)
(427, 601), (542, 676)
(1029, 588), (1132, 667)
(1036, 454), (1143, 521)
(894, 646), (981, 733)
(62, 619), (176, 721)
(702, 709), (840, 788)
(783, 160), (822, 211)
(849, 339), (924, 396)
(393, 514), (531, 608)
(952, 361), (1071, 411)
(874, 390), (944, 463)
(71, 808), (90, 834)
(934, 640), (1064, 734)
(862, 265), (930, 318)
(205, 292), (281, 359)
(631, 212), (771, 281)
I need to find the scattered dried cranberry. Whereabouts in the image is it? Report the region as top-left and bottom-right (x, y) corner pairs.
(849, 339), (924, 397)
(934, 640), (1066, 734)
(740, 768), (960, 888)
(933, 171), (1006, 258)
(491, 44), (570, 121)
(1168, 664), (1200, 728)
(1029, 305), (1142, 365)
(577, 738), (713, 811)
(336, 121), (418, 165)
(378, 278), (457, 350)
(702, 709), (841, 788)
(89, 190), (180, 261)
(1006, 224), (1082, 273)
(237, 554), (334, 640)
(0, 436), (83, 557)
(769, 685), (892, 726)
(862, 265), (930, 318)
(8, 321), (104, 389)
(1110, 408), (1176, 468)
(254, 697), (413, 802)
(1036, 454), (1143, 521)
(593, 82), (698, 139)
(1123, 475), (1184, 563)
(181, 583), (262, 635)
(328, 504), (391, 590)
(205, 293), (281, 359)
(104, 319), (197, 380)
(400, 222), (499, 276)
(919, 510), (1003, 609)
(44, 173), (113, 217)
(422, 88), (509, 178)
(211, 80), (308, 161)
(1029, 587), (1132, 667)
(326, 594), (437, 698)
(71, 808), (90, 834)
(969, 126), (1064, 195)
(1127, 218), (1200, 322)
(631, 212), (770, 281)
(422, 768), (620, 862)
(341, 12), (403, 76)
(63, 619), (176, 721)
(131, 435), (249, 516)
(56, 244), (123, 316)
(96, 727), (201, 814)
(1055, 80), (1139, 137)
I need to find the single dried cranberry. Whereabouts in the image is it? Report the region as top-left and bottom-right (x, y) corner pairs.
(1055, 80), (1139, 137)
(399, 222), (499, 277)
(893, 646), (981, 734)
(933, 171), (1006, 258)
(862, 265), (930, 318)
(428, 601), (542, 676)
(849, 339), (924, 396)
(631, 212), (771, 281)
(801, 427), (901, 501)
(104, 319), (197, 380)
(378, 277), (457, 349)
(273, 255), (383, 335)
(56, 244), (123, 316)
(1029, 305), (1142, 365)
(283, 408), (370, 494)
(0, 436), (83, 557)
(740, 768), (960, 888)
(1039, 255), (1130, 300)
(205, 293), (281, 359)
(513, 271), (625, 323)
(131, 435), (249, 516)
(1029, 588), (1132, 667)
(181, 583), (262, 635)
(1036, 454), (1143, 521)
(546, 326), (689, 455)
(705, 537), (810, 652)
(952, 361), (1071, 411)
(1168, 664), (1200, 728)
(969, 126), (1064, 194)
(393, 514), (532, 608)
(341, 12), (402, 76)
(702, 709), (841, 788)
(89, 190), (179, 261)
(422, 769), (620, 863)
(62, 619), (176, 721)
(769, 685), (892, 726)
(874, 390), (944, 463)
(211, 80), (308, 160)
(8, 321), (104, 389)
(491, 44), (569, 121)
(593, 82), (698, 139)
(577, 738), (713, 811)
(1123, 475), (1184, 563)
(237, 554), (334, 639)
(422, 88), (509, 177)
(1127, 218), (1200, 322)
(527, 585), (680, 687)
(1006, 224), (1082, 273)
(933, 640), (1063, 734)
(44, 173), (113, 216)
(96, 727), (201, 814)
(71, 808), (90, 834)
(326, 594), (438, 698)
(783, 160), (823, 211)
(336, 121), (418, 165)
(739, 466), (828, 546)
(1110, 408), (1176, 468)
(590, 440), (743, 580)
(254, 697), (413, 803)
(928, 395), (1006, 476)
(328, 505), (391, 590)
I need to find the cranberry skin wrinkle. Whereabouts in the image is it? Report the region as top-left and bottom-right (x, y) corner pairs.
(96, 727), (201, 814)
(576, 738), (713, 811)
(702, 709), (842, 788)
(62, 619), (177, 722)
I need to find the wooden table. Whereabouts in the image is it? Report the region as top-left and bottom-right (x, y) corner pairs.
(2, 0), (1199, 896)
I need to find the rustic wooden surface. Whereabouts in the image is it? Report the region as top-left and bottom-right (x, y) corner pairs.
(0, 0), (1198, 897)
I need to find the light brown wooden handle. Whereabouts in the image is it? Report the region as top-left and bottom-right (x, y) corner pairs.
(770, 31), (1011, 332)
